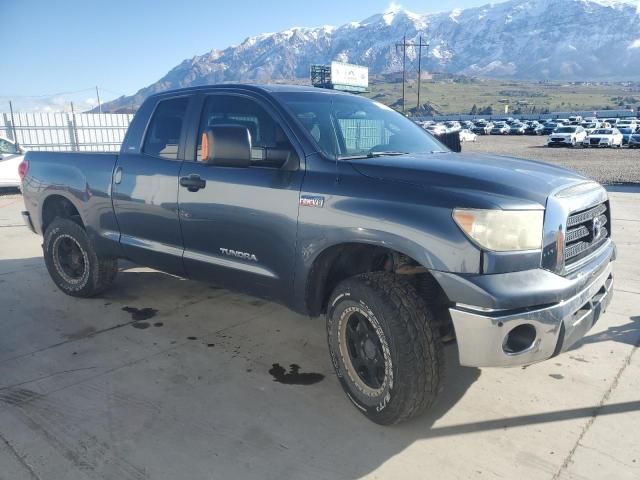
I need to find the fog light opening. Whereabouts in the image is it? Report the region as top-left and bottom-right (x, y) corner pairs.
(503, 324), (537, 355)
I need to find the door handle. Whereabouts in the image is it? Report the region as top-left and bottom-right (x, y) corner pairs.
(180, 174), (206, 192)
(113, 166), (123, 185)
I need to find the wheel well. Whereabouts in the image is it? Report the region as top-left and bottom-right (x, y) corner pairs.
(41, 195), (83, 232)
(306, 244), (453, 334)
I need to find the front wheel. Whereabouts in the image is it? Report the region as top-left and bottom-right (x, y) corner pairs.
(43, 218), (118, 297)
(326, 272), (444, 425)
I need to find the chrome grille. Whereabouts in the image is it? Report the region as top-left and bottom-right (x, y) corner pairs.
(564, 202), (610, 265)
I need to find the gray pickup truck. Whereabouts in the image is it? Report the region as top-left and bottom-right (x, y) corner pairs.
(20, 85), (615, 424)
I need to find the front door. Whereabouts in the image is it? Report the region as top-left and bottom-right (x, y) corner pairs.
(178, 93), (304, 303)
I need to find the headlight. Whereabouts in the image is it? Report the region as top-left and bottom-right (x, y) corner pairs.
(453, 209), (544, 251)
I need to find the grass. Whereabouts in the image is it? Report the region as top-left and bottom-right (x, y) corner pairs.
(363, 77), (640, 116)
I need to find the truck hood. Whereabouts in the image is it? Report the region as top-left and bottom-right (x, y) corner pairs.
(349, 152), (588, 208)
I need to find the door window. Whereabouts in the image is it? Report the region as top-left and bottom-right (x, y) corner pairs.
(196, 95), (290, 168)
(143, 97), (189, 160)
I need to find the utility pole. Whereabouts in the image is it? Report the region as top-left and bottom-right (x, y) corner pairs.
(396, 35), (430, 115)
(95, 86), (102, 114)
(416, 35), (430, 112)
(395, 34), (407, 113)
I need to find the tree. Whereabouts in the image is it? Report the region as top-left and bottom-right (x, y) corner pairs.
(469, 104), (478, 115)
(479, 105), (493, 115)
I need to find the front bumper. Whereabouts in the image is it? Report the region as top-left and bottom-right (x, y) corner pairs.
(447, 242), (615, 367)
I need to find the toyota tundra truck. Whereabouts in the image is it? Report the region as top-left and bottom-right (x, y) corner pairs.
(19, 85), (615, 424)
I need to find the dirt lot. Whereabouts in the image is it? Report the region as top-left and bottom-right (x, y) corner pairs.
(463, 135), (640, 184)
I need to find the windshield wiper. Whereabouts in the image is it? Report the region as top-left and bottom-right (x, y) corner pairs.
(338, 150), (447, 160)
(337, 151), (409, 160)
(366, 151), (409, 157)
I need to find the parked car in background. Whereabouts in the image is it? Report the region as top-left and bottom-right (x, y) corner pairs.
(583, 128), (623, 148)
(444, 121), (462, 132)
(628, 132), (640, 149)
(619, 128), (636, 145)
(472, 122), (493, 135)
(542, 123), (560, 135)
(459, 129), (477, 142)
(616, 119), (638, 131)
(547, 126), (587, 147)
(490, 122), (509, 135)
(582, 121), (601, 134)
(426, 124), (448, 136)
(0, 136), (25, 188)
(568, 115), (583, 124)
(509, 123), (526, 135)
(525, 122), (544, 135)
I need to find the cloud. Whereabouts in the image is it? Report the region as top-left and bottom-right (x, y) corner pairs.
(3, 95), (106, 112)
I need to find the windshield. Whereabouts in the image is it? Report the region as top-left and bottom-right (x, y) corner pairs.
(556, 127), (576, 133)
(277, 92), (448, 159)
(594, 129), (612, 135)
(619, 128), (632, 134)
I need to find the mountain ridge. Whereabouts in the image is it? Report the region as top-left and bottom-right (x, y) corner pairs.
(100, 0), (640, 112)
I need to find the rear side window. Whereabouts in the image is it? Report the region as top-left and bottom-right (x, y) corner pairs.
(143, 97), (189, 160)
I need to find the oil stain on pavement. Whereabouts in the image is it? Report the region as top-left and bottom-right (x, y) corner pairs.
(269, 363), (324, 385)
(122, 306), (158, 321)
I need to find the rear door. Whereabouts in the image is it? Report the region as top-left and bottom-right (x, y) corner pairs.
(177, 92), (304, 303)
(112, 94), (194, 275)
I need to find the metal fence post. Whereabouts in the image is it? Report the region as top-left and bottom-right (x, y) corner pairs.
(2, 113), (13, 141)
(67, 110), (80, 152)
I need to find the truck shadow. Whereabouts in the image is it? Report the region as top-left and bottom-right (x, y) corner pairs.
(570, 315), (640, 350)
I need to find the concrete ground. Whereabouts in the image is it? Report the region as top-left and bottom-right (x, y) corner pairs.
(0, 187), (638, 480)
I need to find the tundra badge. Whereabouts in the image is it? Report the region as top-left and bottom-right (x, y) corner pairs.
(220, 248), (258, 262)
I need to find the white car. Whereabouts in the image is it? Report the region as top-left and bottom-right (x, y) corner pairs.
(547, 126), (587, 147)
(426, 124), (447, 136)
(616, 119), (638, 131)
(583, 128), (624, 148)
(0, 136), (25, 188)
(459, 129), (477, 142)
(581, 121), (601, 134)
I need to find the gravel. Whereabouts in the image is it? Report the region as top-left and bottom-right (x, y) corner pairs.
(462, 135), (640, 184)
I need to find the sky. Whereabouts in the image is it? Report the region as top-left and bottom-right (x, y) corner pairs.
(0, 0), (496, 111)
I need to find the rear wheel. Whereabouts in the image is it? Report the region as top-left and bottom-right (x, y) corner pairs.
(326, 272), (443, 425)
(43, 218), (117, 297)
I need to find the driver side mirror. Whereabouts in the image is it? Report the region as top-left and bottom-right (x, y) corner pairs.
(201, 125), (251, 167)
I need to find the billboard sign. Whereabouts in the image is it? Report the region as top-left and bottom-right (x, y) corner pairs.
(330, 61), (368, 89)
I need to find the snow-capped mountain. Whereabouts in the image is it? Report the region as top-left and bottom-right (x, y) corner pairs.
(101, 0), (640, 111)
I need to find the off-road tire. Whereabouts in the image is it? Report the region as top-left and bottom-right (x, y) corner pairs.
(327, 272), (444, 425)
(43, 218), (117, 297)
